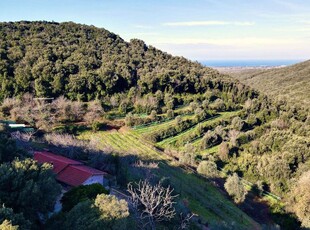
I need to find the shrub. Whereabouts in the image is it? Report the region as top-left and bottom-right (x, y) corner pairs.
(61, 183), (109, 212)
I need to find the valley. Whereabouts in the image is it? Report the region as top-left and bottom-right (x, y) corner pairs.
(0, 21), (309, 230)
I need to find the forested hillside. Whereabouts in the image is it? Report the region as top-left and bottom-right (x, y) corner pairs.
(0, 21), (309, 229)
(228, 60), (310, 109)
(0, 21), (247, 101)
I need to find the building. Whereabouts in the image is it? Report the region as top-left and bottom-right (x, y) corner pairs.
(34, 151), (108, 187)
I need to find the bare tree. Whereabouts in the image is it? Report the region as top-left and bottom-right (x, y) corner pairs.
(70, 101), (85, 121)
(51, 95), (71, 123)
(0, 97), (20, 118)
(32, 99), (54, 131)
(127, 180), (178, 230)
(11, 130), (35, 142)
(84, 100), (104, 125)
(178, 213), (196, 230)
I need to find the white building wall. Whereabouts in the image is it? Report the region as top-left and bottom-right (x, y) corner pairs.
(83, 175), (104, 185)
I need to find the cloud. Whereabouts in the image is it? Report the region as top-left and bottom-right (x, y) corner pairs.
(299, 20), (310, 25)
(162, 20), (255, 27)
(130, 32), (159, 36)
(275, 27), (310, 32)
(149, 37), (303, 48)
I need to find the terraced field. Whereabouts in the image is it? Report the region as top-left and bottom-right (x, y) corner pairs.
(79, 126), (259, 229)
(133, 113), (194, 135)
(80, 129), (166, 160)
(156, 111), (241, 152)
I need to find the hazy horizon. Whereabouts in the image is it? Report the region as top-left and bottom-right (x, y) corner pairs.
(1, 0), (310, 61)
(199, 59), (303, 67)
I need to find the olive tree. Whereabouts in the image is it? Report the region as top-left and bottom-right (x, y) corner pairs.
(288, 171), (310, 228)
(197, 160), (218, 178)
(224, 173), (247, 203)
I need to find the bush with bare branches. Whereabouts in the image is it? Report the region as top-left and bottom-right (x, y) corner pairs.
(127, 180), (177, 230)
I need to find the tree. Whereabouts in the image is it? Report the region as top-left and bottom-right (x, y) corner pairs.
(210, 98), (225, 111)
(51, 96), (71, 123)
(63, 194), (129, 230)
(228, 130), (240, 147)
(288, 171), (310, 228)
(84, 100), (104, 125)
(150, 110), (157, 121)
(0, 206), (31, 230)
(200, 130), (218, 150)
(218, 142), (229, 161)
(0, 98), (20, 118)
(118, 100), (129, 114)
(0, 159), (61, 223)
(4, 94), (55, 130)
(69, 101), (85, 122)
(166, 109), (174, 119)
(127, 180), (177, 230)
(179, 143), (196, 166)
(32, 99), (54, 131)
(224, 173), (247, 203)
(125, 112), (134, 127)
(189, 101), (199, 111)
(0, 132), (21, 163)
(0, 220), (18, 230)
(231, 117), (244, 131)
(62, 200), (102, 230)
(61, 184), (109, 212)
(197, 160), (218, 178)
(94, 194), (130, 230)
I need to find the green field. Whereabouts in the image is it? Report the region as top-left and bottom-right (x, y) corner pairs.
(79, 126), (259, 229)
(133, 113), (195, 135)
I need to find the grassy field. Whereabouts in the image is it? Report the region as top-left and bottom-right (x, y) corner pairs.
(79, 127), (259, 229)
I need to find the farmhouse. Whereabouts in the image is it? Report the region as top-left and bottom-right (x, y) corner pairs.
(34, 151), (108, 187)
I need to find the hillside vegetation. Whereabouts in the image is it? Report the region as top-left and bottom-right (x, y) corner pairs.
(0, 21), (242, 101)
(0, 21), (309, 229)
(227, 61), (310, 109)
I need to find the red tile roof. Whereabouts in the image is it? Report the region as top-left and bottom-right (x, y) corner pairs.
(34, 151), (106, 186)
(57, 165), (106, 187)
(34, 151), (82, 173)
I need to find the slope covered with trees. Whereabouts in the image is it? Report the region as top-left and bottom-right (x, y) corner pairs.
(0, 21), (251, 102)
(0, 21), (309, 229)
(228, 60), (310, 109)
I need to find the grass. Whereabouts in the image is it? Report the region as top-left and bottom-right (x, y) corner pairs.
(133, 114), (194, 135)
(79, 127), (258, 229)
(199, 144), (219, 156)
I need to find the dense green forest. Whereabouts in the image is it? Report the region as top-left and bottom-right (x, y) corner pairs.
(0, 21), (309, 229)
(0, 21), (251, 102)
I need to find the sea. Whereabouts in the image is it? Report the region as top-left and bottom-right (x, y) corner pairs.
(199, 60), (302, 68)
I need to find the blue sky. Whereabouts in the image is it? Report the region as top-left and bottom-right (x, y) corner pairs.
(1, 0), (310, 61)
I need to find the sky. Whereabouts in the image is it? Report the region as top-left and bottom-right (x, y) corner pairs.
(0, 0), (310, 61)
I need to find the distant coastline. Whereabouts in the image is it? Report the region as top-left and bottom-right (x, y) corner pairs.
(199, 59), (302, 68)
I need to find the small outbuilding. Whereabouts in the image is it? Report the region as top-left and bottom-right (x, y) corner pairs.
(34, 151), (108, 187)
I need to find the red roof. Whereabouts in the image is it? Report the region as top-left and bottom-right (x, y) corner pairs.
(34, 151), (82, 173)
(33, 151), (106, 186)
(57, 165), (106, 187)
